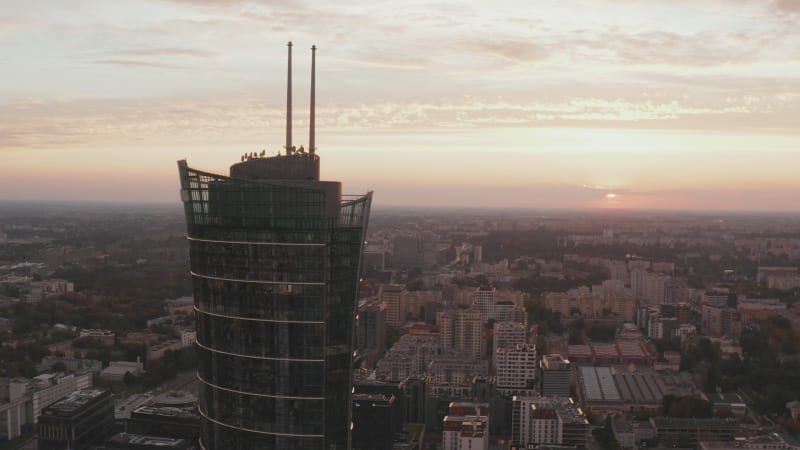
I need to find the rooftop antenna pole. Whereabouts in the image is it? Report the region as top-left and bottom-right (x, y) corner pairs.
(286, 41), (293, 155)
(309, 45), (316, 156)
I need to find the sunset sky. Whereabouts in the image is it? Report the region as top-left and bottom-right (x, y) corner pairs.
(1, 0), (798, 211)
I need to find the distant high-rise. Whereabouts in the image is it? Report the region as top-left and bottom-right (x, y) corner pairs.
(492, 321), (527, 368)
(439, 309), (483, 360)
(474, 286), (496, 324)
(540, 354), (572, 397)
(177, 43), (372, 449)
(381, 284), (406, 327)
(356, 300), (387, 366)
(495, 344), (537, 396)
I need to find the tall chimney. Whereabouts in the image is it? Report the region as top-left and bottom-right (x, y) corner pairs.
(286, 41), (293, 155)
(309, 45), (316, 155)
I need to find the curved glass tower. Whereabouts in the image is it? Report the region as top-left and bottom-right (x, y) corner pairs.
(177, 153), (371, 449)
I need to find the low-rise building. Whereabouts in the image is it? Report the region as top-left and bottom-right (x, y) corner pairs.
(699, 431), (800, 450)
(100, 361), (144, 382)
(147, 340), (181, 362)
(650, 417), (738, 447)
(578, 365), (698, 414)
(705, 392), (747, 417)
(164, 296), (194, 315)
(127, 392), (199, 441)
(37, 388), (114, 450)
(94, 432), (193, 450)
(612, 418), (657, 449)
(180, 330), (196, 348)
(38, 356), (102, 374)
(79, 329), (116, 345)
(0, 371), (92, 441)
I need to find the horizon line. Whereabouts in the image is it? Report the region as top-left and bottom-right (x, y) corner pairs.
(1, 199), (799, 216)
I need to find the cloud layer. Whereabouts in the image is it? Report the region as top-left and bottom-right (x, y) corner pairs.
(0, 0), (798, 210)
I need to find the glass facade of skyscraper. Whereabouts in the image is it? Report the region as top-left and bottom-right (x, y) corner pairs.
(177, 159), (371, 449)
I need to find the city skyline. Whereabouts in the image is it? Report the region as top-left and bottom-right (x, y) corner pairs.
(1, 0), (799, 211)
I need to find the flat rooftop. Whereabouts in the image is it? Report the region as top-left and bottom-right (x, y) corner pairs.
(651, 417), (739, 431)
(44, 388), (107, 415)
(107, 432), (189, 448)
(132, 404), (198, 420)
(580, 365), (696, 404)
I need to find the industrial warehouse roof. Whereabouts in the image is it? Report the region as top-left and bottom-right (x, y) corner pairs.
(580, 365), (697, 404)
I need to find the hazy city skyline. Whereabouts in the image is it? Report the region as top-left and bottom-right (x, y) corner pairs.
(1, 0), (799, 211)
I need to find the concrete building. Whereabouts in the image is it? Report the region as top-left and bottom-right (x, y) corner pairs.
(351, 394), (401, 450)
(496, 344), (537, 396)
(146, 340), (181, 362)
(493, 321), (527, 367)
(382, 284), (407, 327)
(164, 296), (194, 315)
(0, 372), (92, 441)
(643, 273), (670, 305)
(78, 329), (116, 345)
(38, 356), (102, 374)
(612, 417), (657, 450)
(439, 309), (483, 360)
(99, 361), (144, 382)
(757, 266), (799, 286)
(427, 356), (489, 385)
(737, 298), (787, 322)
(706, 392), (748, 417)
(473, 286), (496, 324)
(442, 403), (489, 450)
(37, 388), (114, 450)
(702, 305), (740, 337)
(403, 290), (442, 321)
(179, 330), (196, 348)
(699, 431), (800, 450)
(650, 417), (738, 447)
(631, 269), (647, 301)
(660, 303), (692, 323)
(540, 354), (571, 397)
(607, 261), (628, 283)
(632, 270), (671, 305)
(356, 300), (387, 366)
(565, 339), (658, 366)
(127, 392), (200, 441)
(703, 292), (730, 307)
(376, 334), (439, 381)
(393, 232), (439, 269)
(93, 433), (192, 450)
(511, 397), (588, 448)
(473, 245), (482, 264)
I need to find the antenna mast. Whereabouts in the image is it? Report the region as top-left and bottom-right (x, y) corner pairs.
(286, 41), (293, 155)
(309, 45), (316, 155)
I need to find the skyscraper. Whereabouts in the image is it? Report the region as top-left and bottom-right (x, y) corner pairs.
(177, 43), (372, 450)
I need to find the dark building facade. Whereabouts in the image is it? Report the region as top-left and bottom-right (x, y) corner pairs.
(95, 433), (193, 450)
(356, 300), (387, 367)
(37, 388), (114, 450)
(127, 404), (200, 441)
(177, 151), (371, 450)
(351, 394), (401, 450)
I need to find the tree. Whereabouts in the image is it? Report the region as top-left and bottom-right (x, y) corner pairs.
(586, 322), (616, 342)
(661, 395), (713, 418)
(18, 360), (37, 378)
